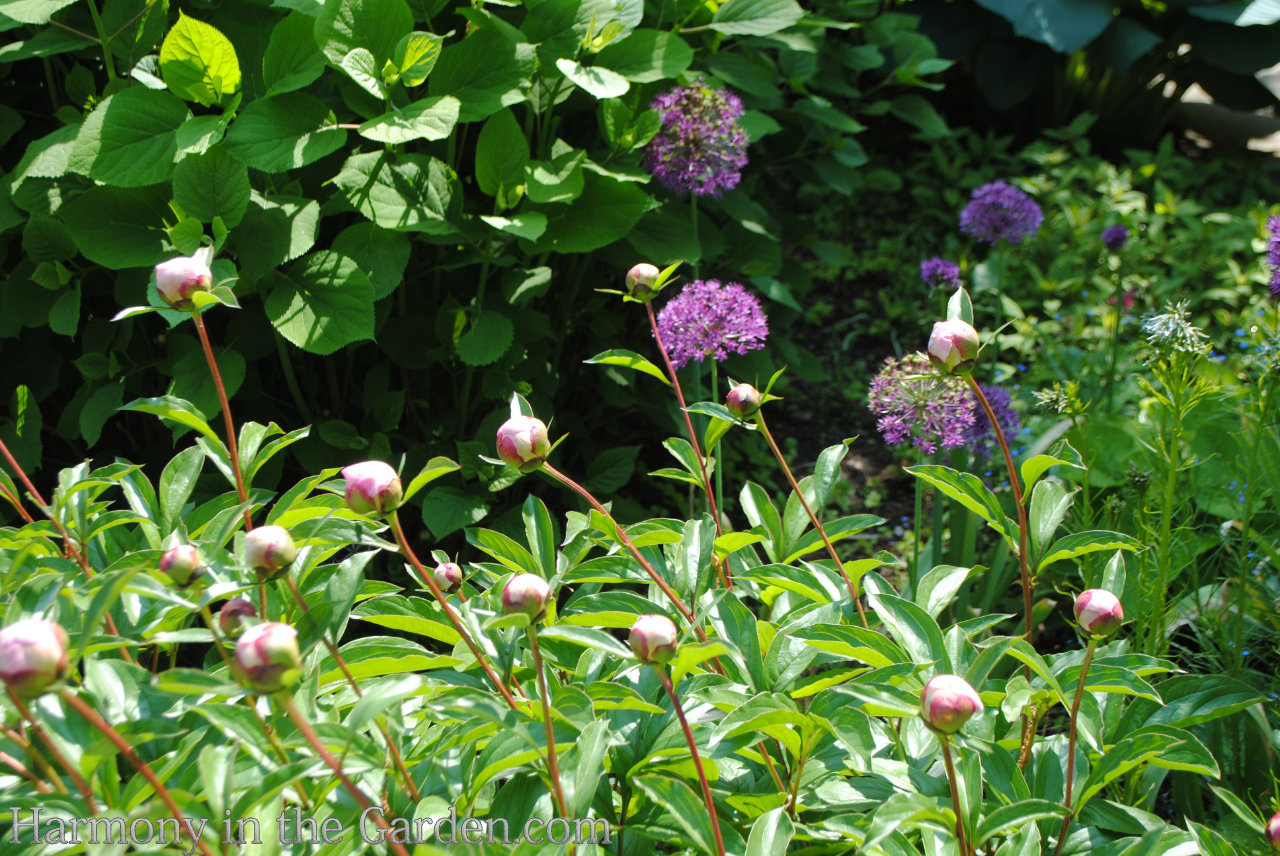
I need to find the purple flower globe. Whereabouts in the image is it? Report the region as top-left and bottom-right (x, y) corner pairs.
(0, 619), (70, 698)
(921, 674), (983, 734)
(342, 461), (402, 516)
(629, 614), (679, 664)
(656, 279), (768, 369)
(1266, 215), (1280, 300)
(1101, 225), (1129, 253)
(960, 180), (1043, 245)
(1074, 589), (1124, 637)
(645, 84), (748, 198)
(921, 257), (962, 290)
(868, 353), (976, 455)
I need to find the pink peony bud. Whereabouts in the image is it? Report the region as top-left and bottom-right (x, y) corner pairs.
(244, 526), (297, 579)
(1266, 812), (1280, 850)
(629, 614), (679, 665)
(625, 263), (660, 300)
(234, 622), (302, 694)
(434, 562), (463, 593)
(1074, 589), (1124, 638)
(496, 415), (550, 473)
(155, 256), (212, 310)
(341, 461), (402, 516)
(921, 674), (984, 734)
(160, 544), (206, 588)
(927, 319), (981, 375)
(0, 619), (70, 697)
(219, 598), (257, 639)
(725, 383), (762, 419)
(502, 574), (550, 621)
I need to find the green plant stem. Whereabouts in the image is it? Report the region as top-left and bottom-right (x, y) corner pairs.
(389, 512), (520, 710)
(911, 466), (923, 592)
(710, 360), (725, 533)
(754, 413), (869, 629)
(1103, 300), (1124, 414)
(0, 750), (51, 793)
(965, 375), (1033, 644)
(930, 449), (946, 572)
(644, 302), (726, 538)
(1233, 378), (1273, 674)
(274, 335), (312, 424)
(0, 438), (133, 664)
(527, 627), (574, 854)
(85, 0), (117, 81)
(7, 690), (95, 811)
(0, 481), (34, 524)
(655, 668), (725, 856)
(690, 195), (700, 279)
(1051, 637), (1099, 856)
(4, 726), (67, 796)
(939, 734), (970, 856)
(192, 312), (253, 533)
(60, 690), (215, 854)
(786, 749), (806, 820)
(282, 698), (412, 856)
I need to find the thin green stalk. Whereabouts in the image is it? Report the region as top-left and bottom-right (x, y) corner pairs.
(1103, 298), (1124, 413)
(710, 360), (725, 531)
(939, 734), (970, 856)
(655, 668), (725, 856)
(84, 0), (117, 82)
(690, 195), (700, 279)
(1233, 379), (1272, 675)
(526, 627), (574, 855)
(4, 726), (67, 796)
(1051, 637), (1099, 856)
(930, 449), (946, 572)
(911, 467), (923, 593)
(274, 335), (312, 424)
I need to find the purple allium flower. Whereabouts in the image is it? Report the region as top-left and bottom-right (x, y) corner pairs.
(645, 84), (749, 198)
(966, 385), (1019, 460)
(1101, 225), (1129, 253)
(921, 257), (962, 290)
(1266, 214), (1280, 299)
(655, 279), (768, 369)
(868, 353), (975, 455)
(960, 180), (1043, 245)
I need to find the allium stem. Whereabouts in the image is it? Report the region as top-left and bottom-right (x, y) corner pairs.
(282, 697), (412, 856)
(939, 734), (970, 856)
(526, 627), (574, 854)
(7, 690), (96, 812)
(644, 301), (726, 542)
(965, 376), (1033, 645)
(1051, 637), (1098, 856)
(192, 312), (252, 532)
(59, 690), (213, 855)
(389, 513), (520, 710)
(656, 668), (725, 856)
(755, 413), (869, 629)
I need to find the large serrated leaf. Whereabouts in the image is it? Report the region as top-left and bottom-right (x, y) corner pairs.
(265, 251), (375, 354)
(172, 147), (250, 227)
(315, 0), (413, 65)
(358, 96), (460, 144)
(456, 311), (513, 366)
(263, 13), (327, 95)
(232, 192), (321, 278)
(160, 13), (241, 107)
(68, 88), (189, 187)
(224, 93), (347, 172)
(709, 0), (804, 36)
(332, 151), (456, 235)
(428, 30), (537, 123)
(59, 184), (173, 269)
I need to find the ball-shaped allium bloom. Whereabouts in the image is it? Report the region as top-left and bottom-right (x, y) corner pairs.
(496, 415), (550, 472)
(244, 526), (297, 579)
(725, 383), (762, 420)
(0, 619), (70, 697)
(154, 256), (212, 310)
(1265, 812), (1280, 850)
(959, 180), (1043, 245)
(921, 257), (962, 290)
(656, 279), (768, 369)
(434, 562), (463, 593)
(160, 544), (206, 588)
(645, 83), (748, 198)
(1074, 589), (1124, 638)
(1101, 225), (1129, 253)
(219, 598), (257, 639)
(502, 574), (550, 621)
(626, 263), (661, 301)
(869, 353), (975, 455)
(629, 614), (679, 665)
(920, 674), (984, 734)
(234, 622), (302, 694)
(928, 319), (981, 375)
(341, 461), (402, 517)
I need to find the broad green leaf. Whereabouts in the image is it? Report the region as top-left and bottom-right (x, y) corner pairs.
(1020, 440), (1084, 495)
(152, 668), (243, 697)
(314, 0), (413, 65)
(358, 96), (460, 144)
(794, 624), (905, 667)
(1028, 478), (1073, 564)
(975, 0), (1114, 54)
(905, 463), (1019, 546)
(60, 184), (173, 269)
(390, 31), (443, 86)
(709, 0), (804, 36)
(172, 147), (250, 227)
(121, 395), (225, 451)
(1005, 638), (1069, 709)
(428, 30), (537, 123)
(351, 599), (461, 645)
(737, 563), (838, 603)
(456, 310), (514, 366)
(584, 349), (670, 385)
(1116, 674), (1265, 735)
(343, 675), (424, 729)
(632, 775), (718, 856)
(974, 799), (1067, 846)
(594, 29), (693, 82)
(331, 222), (410, 300)
(537, 171), (648, 253)
(915, 564), (972, 618)
(538, 625), (632, 659)
(159, 13), (241, 107)
(1037, 530), (1141, 573)
(0, 0), (79, 24)
(332, 151), (456, 235)
(402, 456), (460, 504)
(863, 791), (951, 852)
(555, 58), (629, 98)
(1076, 730), (1173, 810)
(68, 88), (189, 187)
(479, 212), (546, 240)
(265, 251), (375, 354)
(465, 527), (538, 574)
(340, 47), (386, 99)
(263, 12), (327, 95)
(232, 192), (321, 278)
(326, 636), (456, 681)
(421, 485), (487, 538)
(947, 285), (973, 325)
(159, 446), (204, 532)
(745, 807), (793, 856)
(224, 93), (347, 172)
(475, 109), (529, 199)
(867, 591), (950, 671)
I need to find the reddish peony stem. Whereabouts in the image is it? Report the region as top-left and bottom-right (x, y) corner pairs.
(192, 312), (253, 532)
(656, 668), (725, 856)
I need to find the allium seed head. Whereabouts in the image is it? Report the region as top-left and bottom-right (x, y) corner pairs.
(645, 83), (749, 198)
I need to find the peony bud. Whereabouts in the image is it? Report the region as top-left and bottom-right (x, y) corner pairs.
(341, 461), (402, 516)
(927, 319), (981, 375)
(1074, 589), (1124, 638)
(625, 263), (661, 300)
(219, 598), (257, 639)
(0, 619), (70, 697)
(160, 544), (206, 588)
(920, 674), (984, 734)
(244, 526), (297, 579)
(496, 415), (550, 473)
(502, 574), (550, 621)
(234, 622), (302, 694)
(1266, 812), (1280, 851)
(155, 256), (212, 310)
(725, 383), (762, 420)
(629, 614), (679, 665)
(434, 562), (463, 593)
